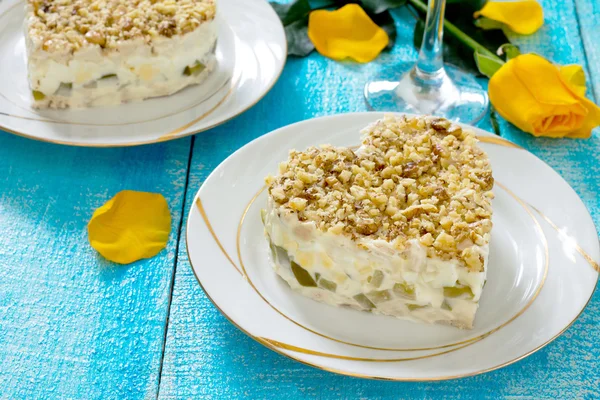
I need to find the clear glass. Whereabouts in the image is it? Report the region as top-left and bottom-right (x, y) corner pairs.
(364, 0), (488, 124)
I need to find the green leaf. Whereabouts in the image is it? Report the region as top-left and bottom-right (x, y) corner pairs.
(474, 17), (506, 31)
(489, 105), (501, 136)
(285, 18), (315, 56)
(446, 0), (487, 12)
(498, 43), (521, 60)
(308, 0), (339, 7)
(270, 0), (312, 26)
(360, 0), (407, 14)
(370, 10), (397, 49)
(412, 0), (512, 75)
(474, 49), (504, 78)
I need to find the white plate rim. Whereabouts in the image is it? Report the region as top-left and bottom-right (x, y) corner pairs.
(186, 112), (600, 381)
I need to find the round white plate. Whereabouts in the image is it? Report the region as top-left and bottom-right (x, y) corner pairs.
(186, 112), (599, 381)
(0, 0), (285, 147)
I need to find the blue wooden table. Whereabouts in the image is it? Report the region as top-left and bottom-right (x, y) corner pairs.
(1, 1), (599, 398)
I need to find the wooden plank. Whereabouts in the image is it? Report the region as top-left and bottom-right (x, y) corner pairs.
(0, 134), (191, 398)
(159, 2), (599, 398)
(574, 0), (600, 102)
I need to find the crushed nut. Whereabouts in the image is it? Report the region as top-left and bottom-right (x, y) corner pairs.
(267, 115), (494, 271)
(26, 0), (216, 53)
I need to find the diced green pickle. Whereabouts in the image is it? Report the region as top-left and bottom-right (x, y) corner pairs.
(370, 270), (384, 288)
(407, 304), (427, 311)
(269, 242), (277, 261)
(317, 277), (337, 292)
(443, 285), (474, 299)
(260, 209), (267, 224)
(291, 261), (317, 287)
(59, 82), (72, 90)
(32, 90), (45, 101)
(269, 241), (289, 264)
(184, 61), (206, 76)
(441, 301), (452, 311)
(353, 294), (375, 310)
(393, 282), (416, 299)
(100, 73), (117, 80)
(367, 290), (391, 303)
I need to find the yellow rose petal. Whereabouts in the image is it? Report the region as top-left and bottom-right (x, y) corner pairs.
(308, 4), (389, 63)
(559, 64), (587, 97)
(475, 1), (544, 35)
(88, 190), (171, 264)
(489, 53), (600, 138)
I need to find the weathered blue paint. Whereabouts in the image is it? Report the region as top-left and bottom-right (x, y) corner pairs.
(0, 136), (190, 399)
(1, 0), (599, 398)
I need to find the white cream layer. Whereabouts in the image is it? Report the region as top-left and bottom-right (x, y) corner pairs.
(25, 20), (217, 108)
(264, 197), (489, 329)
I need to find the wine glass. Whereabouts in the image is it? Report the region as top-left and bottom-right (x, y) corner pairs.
(364, 0), (488, 124)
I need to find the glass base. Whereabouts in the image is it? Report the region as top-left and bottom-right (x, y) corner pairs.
(364, 62), (489, 125)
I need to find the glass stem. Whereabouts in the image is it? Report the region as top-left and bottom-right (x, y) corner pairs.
(415, 0), (446, 78)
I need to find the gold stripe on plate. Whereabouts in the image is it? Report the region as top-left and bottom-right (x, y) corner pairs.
(195, 197), (243, 276)
(530, 206), (600, 273)
(0, 76), (231, 127)
(158, 81), (235, 140)
(476, 135), (522, 149)
(259, 337), (478, 362)
(234, 181), (548, 353)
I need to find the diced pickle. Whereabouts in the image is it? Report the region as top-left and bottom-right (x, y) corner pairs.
(269, 242), (289, 265)
(441, 301), (452, 311)
(260, 209), (267, 224)
(269, 242), (277, 261)
(184, 61), (206, 76)
(367, 290), (391, 303)
(318, 277), (337, 292)
(443, 285), (474, 299)
(56, 82), (73, 96)
(32, 90), (45, 101)
(407, 304), (427, 311)
(370, 270), (384, 288)
(353, 294), (375, 310)
(291, 260), (317, 287)
(393, 282), (416, 299)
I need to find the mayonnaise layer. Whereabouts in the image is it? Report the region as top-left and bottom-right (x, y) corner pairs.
(264, 197), (488, 329)
(25, 20), (217, 108)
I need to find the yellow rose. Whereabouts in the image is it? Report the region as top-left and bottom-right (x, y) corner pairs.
(488, 54), (600, 138)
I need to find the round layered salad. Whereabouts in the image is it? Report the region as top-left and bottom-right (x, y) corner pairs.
(263, 115), (494, 329)
(25, 0), (217, 108)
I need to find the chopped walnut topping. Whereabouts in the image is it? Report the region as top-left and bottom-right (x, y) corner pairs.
(266, 115), (494, 271)
(26, 0), (216, 53)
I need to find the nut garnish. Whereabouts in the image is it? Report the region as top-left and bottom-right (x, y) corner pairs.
(266, 115), (494, 271)
(26, 0), (216, 53)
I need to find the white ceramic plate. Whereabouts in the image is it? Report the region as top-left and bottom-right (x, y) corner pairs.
(186, 112), (599, 381)
(0, 0), (285, 147)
